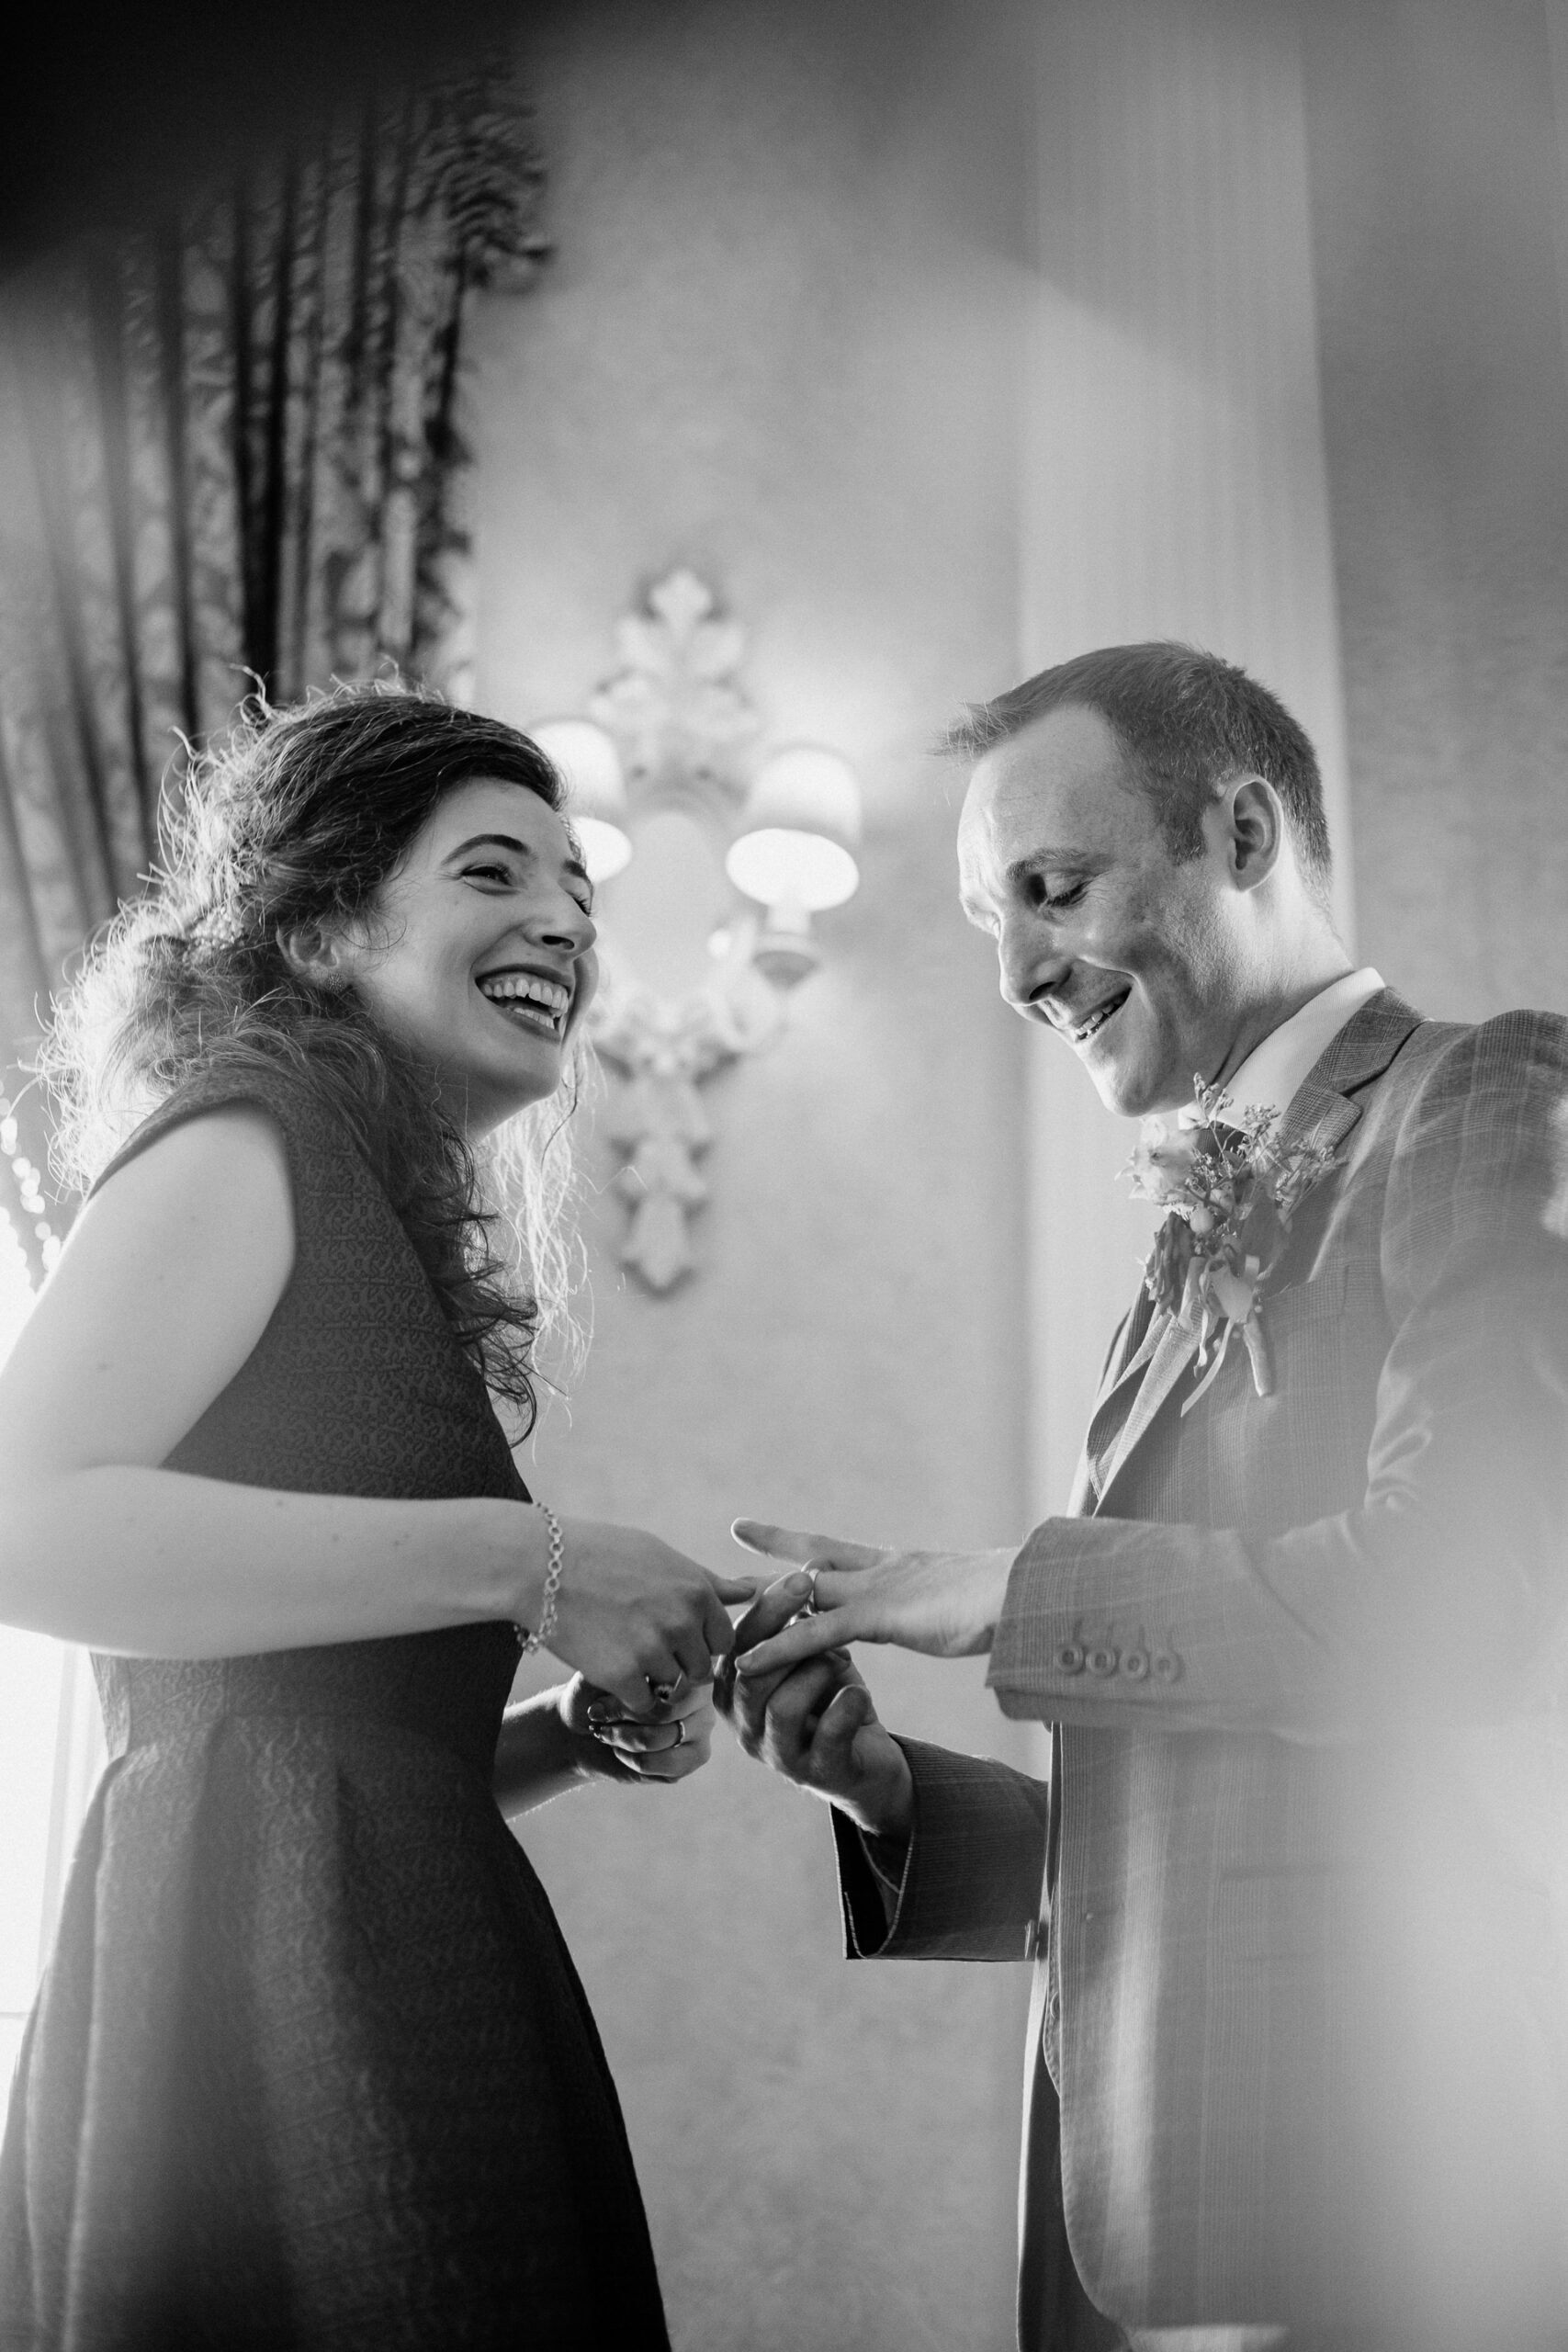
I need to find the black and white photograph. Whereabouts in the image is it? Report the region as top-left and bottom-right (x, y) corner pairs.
(1, 4), (1566, 2346)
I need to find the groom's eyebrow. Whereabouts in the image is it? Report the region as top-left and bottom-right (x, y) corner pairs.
(958, 844), (1106, 922)
(1003, 846), (1102, 885)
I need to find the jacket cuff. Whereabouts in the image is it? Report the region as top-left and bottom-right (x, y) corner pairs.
(830, 1736), (1048, 1963)
(832, 1803), (913, 1957)
(987, 1517), (1190, 1721)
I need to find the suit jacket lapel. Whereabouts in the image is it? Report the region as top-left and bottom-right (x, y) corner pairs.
(1279, 987), (1423, 1153)
(1090, 989), (1425, 1515)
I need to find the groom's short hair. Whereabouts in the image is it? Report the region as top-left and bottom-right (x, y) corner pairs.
(943, 642), (1332, 905)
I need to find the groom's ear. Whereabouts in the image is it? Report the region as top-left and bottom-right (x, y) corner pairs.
(1220, 774), (1283, 892)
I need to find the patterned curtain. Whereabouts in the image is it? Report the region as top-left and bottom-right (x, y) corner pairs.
(0, 69), (547, 1281)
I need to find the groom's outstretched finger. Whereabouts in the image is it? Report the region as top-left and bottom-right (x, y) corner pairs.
(731, 1520), (886, 1572)
(735, 1602), (863, 1679)
(729, 1521), (818, 1566)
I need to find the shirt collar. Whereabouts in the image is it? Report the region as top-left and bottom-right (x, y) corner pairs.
(1186, 967), (1385, 1128)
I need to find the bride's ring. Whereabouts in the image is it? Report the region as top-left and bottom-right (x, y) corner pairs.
(671, 1719), (687, 1748)
(801, 1566), (822, 1616)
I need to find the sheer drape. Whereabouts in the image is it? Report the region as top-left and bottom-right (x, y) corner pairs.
(0, 72), (546, 1279)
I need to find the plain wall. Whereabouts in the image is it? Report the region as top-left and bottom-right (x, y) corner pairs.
(1020, 0), (1355, 1521)
(1304, 0), (1568, 1022)
(470, 5), (1037, 2346)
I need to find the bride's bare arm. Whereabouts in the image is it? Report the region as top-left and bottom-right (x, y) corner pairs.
(0, 1109), (749, 1710)
(0, 1107), (556, 1656)
(491, 1677), (718, 1816)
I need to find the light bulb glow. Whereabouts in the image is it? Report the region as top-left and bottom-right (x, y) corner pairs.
(572, 816), (634, 883)
(726, 827), (859, 911)
(529, 718), (629, 821)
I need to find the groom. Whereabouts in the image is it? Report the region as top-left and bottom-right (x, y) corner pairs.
(723, 644), (1568, 2352)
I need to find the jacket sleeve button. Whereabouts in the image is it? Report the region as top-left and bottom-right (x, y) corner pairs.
(1120, 1649), (1149, 1680)
(1151, 1650), (1182, 1683)
(1086, 1645), (1119, 1677)
(1054, 1642), (1086, 1674)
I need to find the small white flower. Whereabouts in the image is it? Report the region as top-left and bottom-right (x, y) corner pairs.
(1127, 1118), (1203, 1204)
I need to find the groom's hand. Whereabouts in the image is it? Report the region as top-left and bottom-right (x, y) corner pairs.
(716, 1572), (913, 1839)
(728, 1521), (1021, 1679)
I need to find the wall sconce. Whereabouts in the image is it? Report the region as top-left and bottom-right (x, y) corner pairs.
(528, 718), (633, 882)
(532, 568), (862, 1293)
(728, 745), (863, 988)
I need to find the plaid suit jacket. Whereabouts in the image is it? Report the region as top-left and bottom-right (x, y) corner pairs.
(835, 990), (1568, 2337)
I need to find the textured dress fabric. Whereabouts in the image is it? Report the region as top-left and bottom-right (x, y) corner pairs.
(0, 1064), (669, 2351)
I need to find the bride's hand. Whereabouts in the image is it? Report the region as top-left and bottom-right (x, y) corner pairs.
(559, 1673), (715, 1784)
(541, 1517), (758, 1717)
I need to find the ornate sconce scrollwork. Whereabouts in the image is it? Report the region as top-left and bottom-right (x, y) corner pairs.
(532, 569), (861, 1294)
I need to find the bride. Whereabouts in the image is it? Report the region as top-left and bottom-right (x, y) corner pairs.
(0, 684), (750, 2348)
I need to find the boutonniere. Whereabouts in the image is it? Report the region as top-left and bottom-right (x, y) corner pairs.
(1124, 1078), (1338, 1410)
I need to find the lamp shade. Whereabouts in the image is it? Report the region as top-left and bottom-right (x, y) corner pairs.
(725, 744), (862, 912)
(530, 718), (633, 881)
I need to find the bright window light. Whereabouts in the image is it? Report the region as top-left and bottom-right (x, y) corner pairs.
(0, 1627), (66, 2088)
(0, 1214), (105, 2093)
(0, 1227), (50, 2088)
(0, 1202), (33, 1364)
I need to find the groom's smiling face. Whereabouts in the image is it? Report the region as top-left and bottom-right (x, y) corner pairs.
(956, 703), (1258, 1119)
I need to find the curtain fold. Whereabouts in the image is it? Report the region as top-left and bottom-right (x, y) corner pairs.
(0, 68), (547, 1280)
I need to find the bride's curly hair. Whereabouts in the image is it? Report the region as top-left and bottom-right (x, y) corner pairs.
(40, 681), (592, 1434)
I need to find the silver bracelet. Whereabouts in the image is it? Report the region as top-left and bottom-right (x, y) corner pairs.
(517, 1502), (565, 1656)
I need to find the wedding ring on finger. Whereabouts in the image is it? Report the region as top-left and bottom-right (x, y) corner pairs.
(801, 1566), (822, 1617)
(671, 1719), (687, 1749)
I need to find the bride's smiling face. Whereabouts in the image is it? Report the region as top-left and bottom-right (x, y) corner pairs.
(322, 776), (599, 1136)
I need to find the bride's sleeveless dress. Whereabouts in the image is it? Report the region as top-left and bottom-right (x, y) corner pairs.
(0, 1063), (668, 2349)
